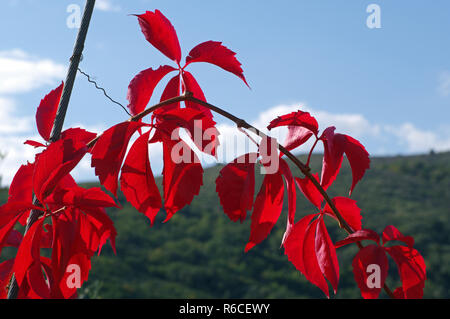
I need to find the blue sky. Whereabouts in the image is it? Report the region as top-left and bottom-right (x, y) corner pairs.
(0, 0), (449, 185)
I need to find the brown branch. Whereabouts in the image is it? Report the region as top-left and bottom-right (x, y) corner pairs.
(86, 93), (395, 298)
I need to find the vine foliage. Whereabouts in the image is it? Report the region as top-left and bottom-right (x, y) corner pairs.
(0, 10), (426, 299)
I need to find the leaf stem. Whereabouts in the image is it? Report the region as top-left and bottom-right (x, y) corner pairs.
(306, 138), (319, 167)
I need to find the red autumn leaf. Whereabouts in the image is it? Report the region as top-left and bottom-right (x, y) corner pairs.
(245, 166), (284, 252)
(182, 71), (213, 118)
(161, 136), (203, 222)
(45, 186), (118, 210)
(60, 127), (97, 146)
(153, 107), (220, 157)
(91, 121), (145, 196)
(12, 218), (45, 286)
(340, 134), (370, 195)
(36, 82), (63, 141)
(315, 217), (339, 294)
(323, 197), (363, 231)
(385, 245), (426, 299)
(0, 202), (41, 228)
(352, 244), (389, 299)
(26, 263), (51, 299)
(335, 229), (380, 248)
(0, 203), (42, 257)
(279, 158), (297, 246)
(303, 218), (330, 298)
(81, 207), (117, 255)
(127, 65), (176, 116)
(24, 140), (46, 148)
(215, 153), (258, 223)
(185, 41), (248, 87)
(120, 131), (162, 225)
(382, 225), (414, 248)
(320, 127), (370, 194)
(320, 126), (344, 190)
(258, 136), (279, 174)
(0, 259), (14, 298)
(267, 110), (319, 135)
(135, 10), (182, 63)
(296, 173), (323, 209)
(6, 230), (23, 248)
(268, 110), (319, 154)
(8, 162), (34, 204)
(50, 214), (92, 299)
(33, 135), (88, 202)
(154, 74), (181, 116)
(284, 214), (317, 274)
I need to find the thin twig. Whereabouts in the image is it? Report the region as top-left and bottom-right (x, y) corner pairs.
(78, 68), (132, 116)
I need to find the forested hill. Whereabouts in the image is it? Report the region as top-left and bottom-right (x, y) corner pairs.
(1, 151), (449, 299)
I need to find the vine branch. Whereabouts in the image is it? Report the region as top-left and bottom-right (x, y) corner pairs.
(86, 93), (395, 298)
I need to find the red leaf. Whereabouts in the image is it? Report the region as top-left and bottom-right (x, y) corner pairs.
(0, 202), (42, 228)
(341, 134), (370, 195)
(120, 131), (162, 225)
(182, 71), (213, 118)
(245, 167), (284, 252)
(279, 158), (297, 246)
(81, 207), (117, 255)
(154, 74), (181, 116)
(320, 126), (344, 190)
(0, 259), (14, 298)
(45, 186), (118, 210)
(284, 214), (317, 274)
(0, 214), (26, 257)
(60, 127), (97, 146)
(315, 217), (339, 294)
(303, 218), (330, 298)
(135, 10), (182, 63)
(267, 110), (319, 135)
(33, 135), (88, 202)
(352, 244), (389, 299)
(27, 263), (50, 299)
(6, 230), (23, 248)
(127, 65), (176, 116)
(215, 153), (258, 223)
(320, 128), (370, 194)
(24, 140), (46, 148)
(50, 214), (92, 299)
(268, 110), (319, 154)
(258, 136), (279, 175)
(91, 121), (145, 196)
(335, 229), (380, 248)
(162, 137), (203, 221)
(323, 197), (363, 231)
(0, 203), (42, 257)
(13, 218), (45, 286)
(185, 41), (248, 87)
(8, 162), (34, 204)
(36, 82), (63, 141)
(296, 173), (323, 209)
(385, 245), (426, 299)
(382, 225), (414, 248)
(154, 107), (220, 157)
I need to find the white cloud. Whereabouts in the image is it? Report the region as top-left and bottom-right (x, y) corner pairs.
(385, 123), (450, 153)
(438, 71), (450, 97)
(0, 49), (65, 94)
(0, 97), (32, 134)
(95, 0), (121, 12)
(2, 99), (450, 187)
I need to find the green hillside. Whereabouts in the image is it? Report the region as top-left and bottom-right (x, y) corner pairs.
(1, 151), (449, 299)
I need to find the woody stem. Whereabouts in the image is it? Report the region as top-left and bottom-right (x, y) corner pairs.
(86, 93), (395, 298)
